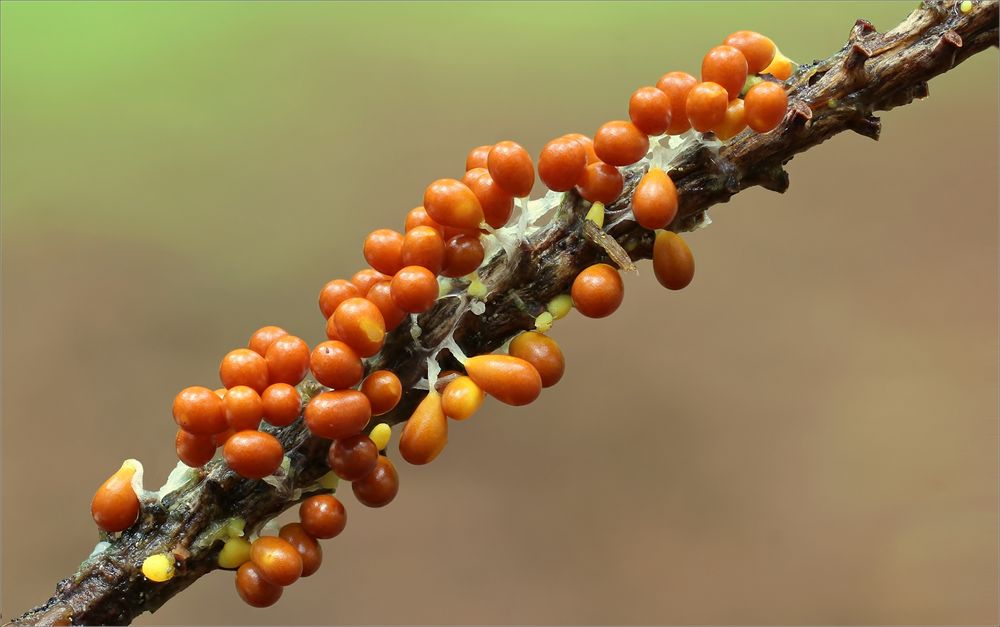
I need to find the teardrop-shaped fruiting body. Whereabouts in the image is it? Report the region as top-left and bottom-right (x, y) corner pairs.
(441, 376), (485, 421)
(399, 391), (448, 465)
(652, 230), (695, 290)
(507, 331), (565, 388)
(632, 167), (678, 230)
(465, 355), (542, 406)
(91, 460), (141, 532)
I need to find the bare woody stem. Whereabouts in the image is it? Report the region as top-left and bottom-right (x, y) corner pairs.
(6, 1), (997, 625)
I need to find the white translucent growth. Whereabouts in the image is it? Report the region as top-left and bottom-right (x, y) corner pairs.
(689, 211), (713, 231)
(155, 462), (199, 501)
(442, 334), (469, 365)
(88, 541), (111, 560)
(120, 459), (150, 502)
(469, 300), (486, 315)
(425, 357), (441, 390)
(261, 456), (292, 492)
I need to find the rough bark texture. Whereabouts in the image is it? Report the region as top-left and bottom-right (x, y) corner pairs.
(6, 1), (997, 624)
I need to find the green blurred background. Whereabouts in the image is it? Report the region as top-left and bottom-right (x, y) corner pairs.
(2, 1), (997, 624)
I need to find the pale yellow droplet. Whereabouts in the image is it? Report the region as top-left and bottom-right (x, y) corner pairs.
(467, 275), (487, 299)
(142, 553), (175, 582)
(217, 536), (252, 570)
(370, 422), (392, 451)
(534, 311), (554, 333)
(960, 0), (973, 13)
(546, 294), (573, 320)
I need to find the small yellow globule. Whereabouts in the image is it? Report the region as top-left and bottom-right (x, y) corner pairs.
(534, 311), (554, 332)
(142, 553), (176, 582)
(546, 294), (573, 320)
(960, 0), (973, 13)
(467, 275), (488, 299)
(584, 201), (606, 228)
(369, 422), (392, 451)
(219, 536), (253, 570)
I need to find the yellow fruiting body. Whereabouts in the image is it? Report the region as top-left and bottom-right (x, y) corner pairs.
(534, 311), (554, 332)
(468, 276), (487, 299)
(218, 536), (253, 570)
(960, 0), (973, 13)
(761, 50), (794, 81)
(546, 294), (573, 320)
(584, 201), (606, 228)
(225, 518), (246, 539)
(441, 376), (485, 421)
(370, 422), (392, 451)
(142, 553), (175, 582)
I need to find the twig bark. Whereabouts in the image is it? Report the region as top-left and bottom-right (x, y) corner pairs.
(6, 1), (997, 624)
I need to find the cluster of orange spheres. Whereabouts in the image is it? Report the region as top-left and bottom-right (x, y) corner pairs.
(87, 29), (791, 608)
(230, 493), (347, 607)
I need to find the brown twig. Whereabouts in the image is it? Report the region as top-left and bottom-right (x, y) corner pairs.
(6, 1), (997, 624)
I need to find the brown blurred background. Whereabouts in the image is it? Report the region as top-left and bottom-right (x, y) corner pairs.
(2, 1), (997, 624)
